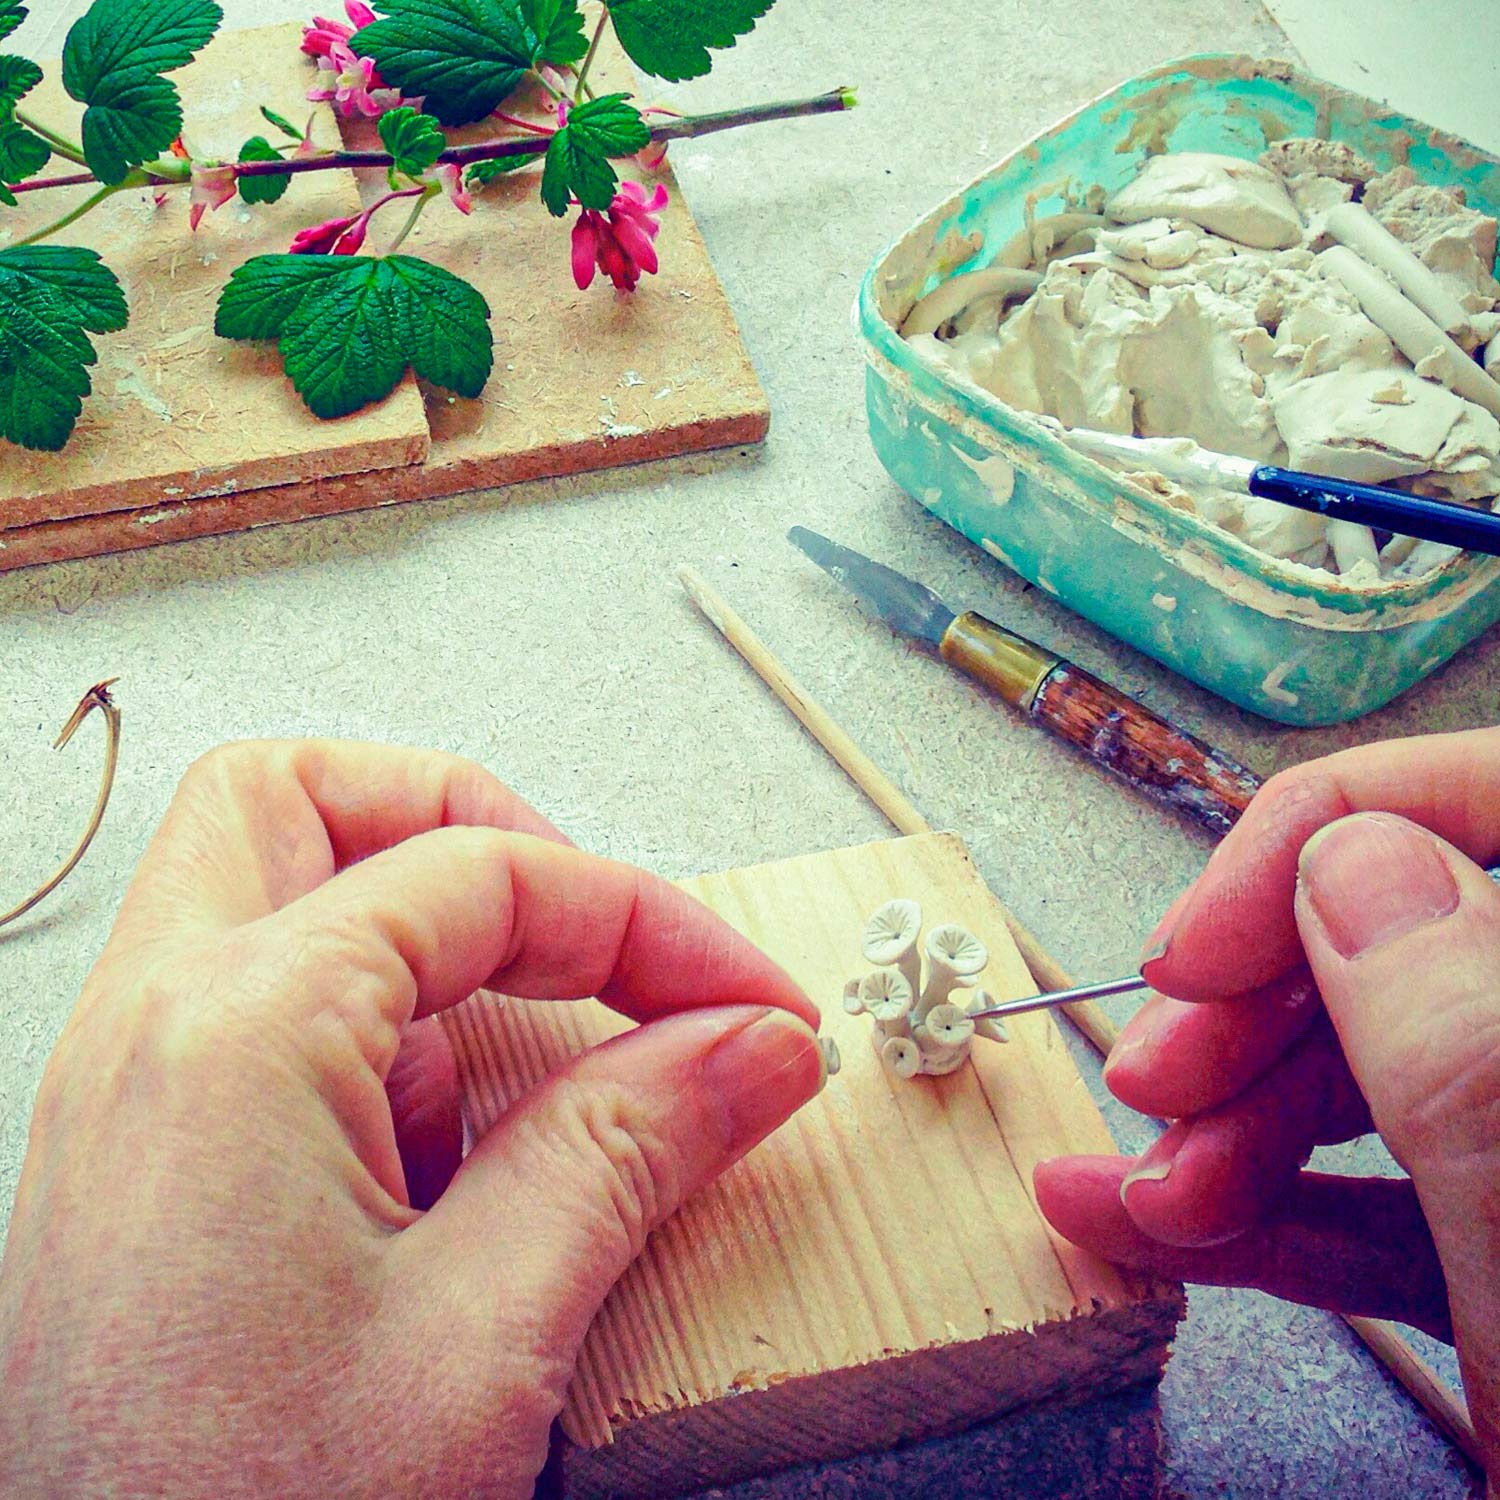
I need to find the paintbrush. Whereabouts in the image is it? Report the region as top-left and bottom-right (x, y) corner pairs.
(1058, 425), (1500, 558)
(788, 526), (1259, 838)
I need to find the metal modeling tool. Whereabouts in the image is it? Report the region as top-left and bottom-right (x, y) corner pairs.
(789, 526), (1259, 838)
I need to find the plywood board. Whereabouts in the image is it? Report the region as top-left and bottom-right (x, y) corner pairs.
(0, 24), (430, 531)
(0, 13), (769, 571)
(441, 832), (1184, 1500)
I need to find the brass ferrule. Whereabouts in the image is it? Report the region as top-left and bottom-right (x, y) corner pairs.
(939, 612), (1059, 709)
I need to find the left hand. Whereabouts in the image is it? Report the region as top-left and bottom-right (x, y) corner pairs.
(0, 740), (826, 1499)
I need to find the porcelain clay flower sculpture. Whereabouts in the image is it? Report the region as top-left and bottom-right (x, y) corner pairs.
(844, 900), (1009, 1079)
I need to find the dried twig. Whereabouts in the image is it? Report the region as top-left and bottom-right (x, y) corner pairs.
(0, 680), (121, 931)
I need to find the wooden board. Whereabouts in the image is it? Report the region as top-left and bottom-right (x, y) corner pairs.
(0, 13), (769, 572)
(0, 24), (431, 531)
(441, 832), (1184, 1499)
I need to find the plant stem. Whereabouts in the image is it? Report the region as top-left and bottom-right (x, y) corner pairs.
(528, 67), (564, 103)
(10, 170), (99, 193)
(13, 182), (126, 247)
(10, 90), (857, 195)
(574, 7), (609, 100)
(385, 182), (438, 251)
(14, 111), (88, 167)
(490, 111), (555, 137)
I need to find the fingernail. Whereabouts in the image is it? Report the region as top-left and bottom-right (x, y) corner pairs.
(1139, 884), (1197, 969)
(1299, 814), (1459, 960)
(702, 1009), (825, 1153)
(1119, 1121), (1190, 1204)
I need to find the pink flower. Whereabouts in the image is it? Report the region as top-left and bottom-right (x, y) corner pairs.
(301, 1), (375, 58)
(289, 212), (366, 254)
(307, 40), (405, 118)
(429, 163), (472, 215)
(570, 180), (669, 292)
(188, 162), (237, 231)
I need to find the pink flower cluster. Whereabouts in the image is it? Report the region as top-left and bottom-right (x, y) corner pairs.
(571, 181), (668, 293)
(302, 1), (415, 118)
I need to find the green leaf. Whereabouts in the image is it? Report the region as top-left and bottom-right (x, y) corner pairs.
(259, 105), (301, 139)
(215, 253), (492, 419)
(236, 135), (289, 204)
(0, 53), (48, 193)
(520, 0), (587, 67)
(466, 147), (543, 186)
(539, 92), (647, 215)
(0, 117), (49, 188)
(62, 0), (223, 185)
(377, 105), (445, 181)
(0, 54), (40, 110)
(357, 0), (532, 127)
(0, 2), (27, 46)
(0, 245), (128, 450)
(608, 0), (775, 82)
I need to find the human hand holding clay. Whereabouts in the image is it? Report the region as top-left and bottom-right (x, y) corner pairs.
(0, 740), (826, 1499)
(1035, 728), (1500, 1484)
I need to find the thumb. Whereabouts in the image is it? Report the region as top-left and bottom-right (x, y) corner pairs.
(388, 1004), (825, 1434)
(1296, 812), (1500, 1468)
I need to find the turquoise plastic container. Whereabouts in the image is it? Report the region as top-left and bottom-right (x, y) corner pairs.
(857, 55), (1500, 726)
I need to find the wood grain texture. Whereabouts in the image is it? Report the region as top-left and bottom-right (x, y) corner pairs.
(0, 24), (431, 532)
(441, 832), (1184, 1499)
(0, 12), (769, 572)
(1030, 664), (1261, 837)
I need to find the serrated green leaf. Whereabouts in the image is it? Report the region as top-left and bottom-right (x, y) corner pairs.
(539, 93), (647, 215)
(0, 54), (40, 110)
(377, 105), (445, 181)
(0, 118), (49, 186)
(0, 2), (27, 46)
(215, 252), (492, 419)
(260, 105), (301, 139)
(213, 254), (353, 339)
(62, 0), (223, 185)
(383, 255), (492, 396)
(0, 245), (128, 450)
(0, 246), (129, 331)
(466, 147), (543, 187)
(520, 0), (587, 67)
(236, 135), (289, 204)
(357, 0), (531, 127)
(608, 0), (775, 82)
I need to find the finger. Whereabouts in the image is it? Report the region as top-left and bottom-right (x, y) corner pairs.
(393, 1005), (826, 1393)
(387, 1017), (464, 1211)
(1035, 1158), (1453, 1341)
(1105, 967), (1323, 1119)
(1141, 726), (1500, 1000)
(260, 825), (818, 1071)
(112, 740), (569, 945)
(1295, 812), (1500, 1459)
(1118, 1022), (1371, 1246)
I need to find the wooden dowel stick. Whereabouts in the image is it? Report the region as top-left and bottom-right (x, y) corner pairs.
(677, 563), (1479, 1470)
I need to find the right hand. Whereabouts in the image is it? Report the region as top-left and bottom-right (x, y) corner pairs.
(1034, 728), (1500, 1481)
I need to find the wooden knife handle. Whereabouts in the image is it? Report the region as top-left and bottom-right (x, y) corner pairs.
(1029, 663), (1261, 836)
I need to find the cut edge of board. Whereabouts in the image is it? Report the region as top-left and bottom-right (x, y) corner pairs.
(558, 1293), (1183, 1500)
(0, 408), (769, 573)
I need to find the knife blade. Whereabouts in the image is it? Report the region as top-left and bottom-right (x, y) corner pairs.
(788, 526), (1261, 839)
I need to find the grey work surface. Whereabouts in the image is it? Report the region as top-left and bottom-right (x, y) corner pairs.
(0, 1), (1490, 1496)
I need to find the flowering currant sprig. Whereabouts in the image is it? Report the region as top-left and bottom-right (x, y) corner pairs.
(0, 0), (853, 452)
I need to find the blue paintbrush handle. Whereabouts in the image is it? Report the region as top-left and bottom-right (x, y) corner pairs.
(1250, 465), (1500, 557)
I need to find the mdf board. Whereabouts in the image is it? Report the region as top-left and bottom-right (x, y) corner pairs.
(0, 13), (769, 572)
(0, 24), (431, 531)
(441, 833), (1184, 1499)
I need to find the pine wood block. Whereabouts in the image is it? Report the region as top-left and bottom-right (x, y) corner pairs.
(0, 24), (431, 533)
(441, 832), (1184, 1499)
(0, 15), (769, 572)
